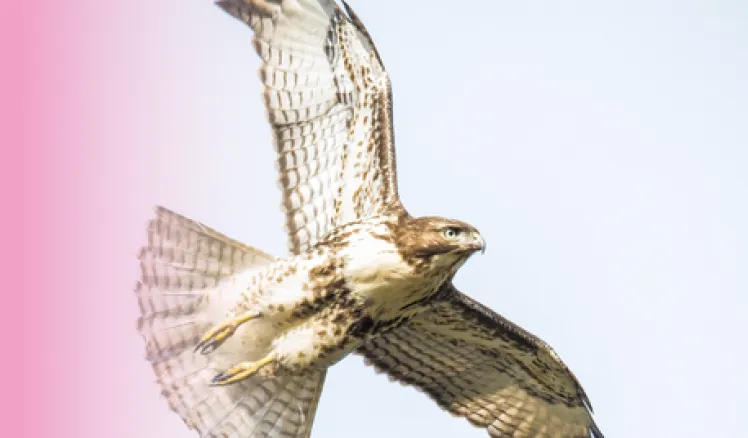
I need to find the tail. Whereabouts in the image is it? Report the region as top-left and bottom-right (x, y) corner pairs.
(135, 206), (326, 437)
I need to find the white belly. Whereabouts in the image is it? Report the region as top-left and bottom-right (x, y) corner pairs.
(339, 231), (419, 315)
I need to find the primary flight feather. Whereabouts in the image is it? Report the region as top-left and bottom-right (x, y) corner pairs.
(134, 1), (604, 437)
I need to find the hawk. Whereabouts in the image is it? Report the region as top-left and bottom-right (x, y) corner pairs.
(135, 1), (604, 437)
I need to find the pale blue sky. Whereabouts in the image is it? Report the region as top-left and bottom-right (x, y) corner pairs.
(129, 1), (748, 437)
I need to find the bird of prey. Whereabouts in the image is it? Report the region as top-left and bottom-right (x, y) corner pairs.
(135, 1), (604, 437)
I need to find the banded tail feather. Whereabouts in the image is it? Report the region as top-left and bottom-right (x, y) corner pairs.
(135, 206), (325, 437)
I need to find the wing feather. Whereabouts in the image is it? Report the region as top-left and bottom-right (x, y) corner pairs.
(217, 0), (402, 254)
(136, 206), (327, 438)
(356, 284), (603, 438)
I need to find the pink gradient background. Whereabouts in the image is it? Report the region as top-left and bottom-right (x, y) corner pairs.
(17, 2), (186, 437)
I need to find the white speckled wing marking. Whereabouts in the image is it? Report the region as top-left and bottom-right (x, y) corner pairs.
(217, 0), (402, 255)
(356, 285), (604, 438)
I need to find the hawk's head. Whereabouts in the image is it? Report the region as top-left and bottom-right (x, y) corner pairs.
(395, 216), (485, 273)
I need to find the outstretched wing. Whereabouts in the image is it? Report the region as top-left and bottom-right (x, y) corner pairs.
(218, 0), (402, 255)
(356, 284), (603, 438)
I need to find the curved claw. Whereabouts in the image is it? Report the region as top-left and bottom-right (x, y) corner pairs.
(210, 354), (276, 386)
(194, 324), (233, 354)
(194, 313), (258, 355)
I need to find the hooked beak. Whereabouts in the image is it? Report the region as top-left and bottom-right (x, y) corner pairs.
(471, 233), (486, 254)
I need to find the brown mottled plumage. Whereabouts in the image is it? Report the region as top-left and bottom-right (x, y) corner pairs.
(134, 1), (603, 438)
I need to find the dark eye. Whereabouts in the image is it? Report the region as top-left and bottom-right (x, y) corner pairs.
(443, 227), (461, 239)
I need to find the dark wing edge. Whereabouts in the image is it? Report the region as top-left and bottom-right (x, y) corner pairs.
(356, 284), (604, 438)
(341, 1), (402, 212)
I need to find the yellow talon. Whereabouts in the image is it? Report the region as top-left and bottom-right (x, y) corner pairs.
(210, 354), (277, 386)
(194, 313), (257, 354)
